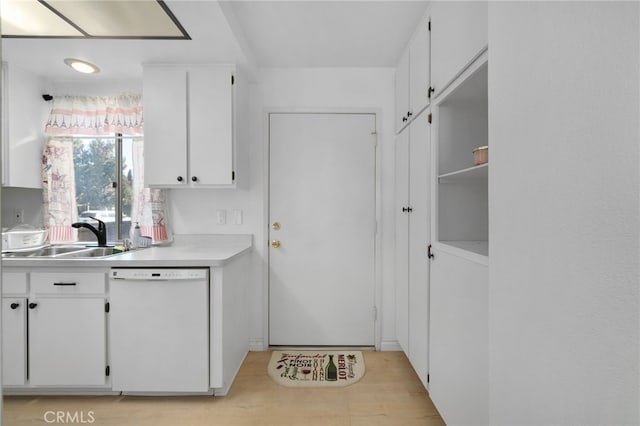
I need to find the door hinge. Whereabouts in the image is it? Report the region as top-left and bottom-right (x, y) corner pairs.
(427, 244), (434, 259)
(231, 75), (235, 85)
(105, 302), (110, 313)
(428, 20), (431, 31)
(111, 181), (117, 189)
(427, 373), (430, 383)
(428, 113), (432, 124)
(232, 171), (236, 181)
(106, 366), (110, 377)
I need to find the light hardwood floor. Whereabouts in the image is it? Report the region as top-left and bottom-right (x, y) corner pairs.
(3, 351), (445, 426)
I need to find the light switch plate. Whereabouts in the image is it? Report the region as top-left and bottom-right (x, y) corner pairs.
(231, 209), (243, 225)
(216, 209), (227, 225)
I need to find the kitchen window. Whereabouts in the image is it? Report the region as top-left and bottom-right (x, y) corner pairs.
(72, 134), (138, 241)
(42, 94), (171, 245)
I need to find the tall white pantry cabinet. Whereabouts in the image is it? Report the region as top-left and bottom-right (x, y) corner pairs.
(395, 2), (489, 425)
(394, 9), (431, 391)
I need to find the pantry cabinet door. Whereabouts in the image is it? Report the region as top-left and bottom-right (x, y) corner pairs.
(408, 115), (430, 389)
(395, 49), (410, 134)
(395, 129), (410, 353)
(409, 18), (431, 115)
(143, 66), (188, 186)
(431, 1), (487, 98)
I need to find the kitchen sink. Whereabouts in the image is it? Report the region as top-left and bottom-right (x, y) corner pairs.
(2, 245), (124, 258)
(65, 247), (119, 257)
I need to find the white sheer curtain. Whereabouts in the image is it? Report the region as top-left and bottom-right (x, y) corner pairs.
(42, 94), (171, 244)
(130, 140), (172, 244)
(41, 139), (78, 243)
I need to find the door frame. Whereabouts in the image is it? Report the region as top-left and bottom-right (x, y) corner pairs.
(262, 108), (383, 350)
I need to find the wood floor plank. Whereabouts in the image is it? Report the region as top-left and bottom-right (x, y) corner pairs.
(3, 351), (444, 425)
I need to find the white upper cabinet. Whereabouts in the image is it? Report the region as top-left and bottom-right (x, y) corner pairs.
(1, 62), (48, 189)
(409, 18), (431, 117)
(394, 49), (410, 134)
(143, 64), (235, 187)
(431, 1), (487, 99)
(395, 13), (431, 134)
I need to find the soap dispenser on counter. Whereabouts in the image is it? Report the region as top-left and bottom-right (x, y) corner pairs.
(131, 222), (141, 249)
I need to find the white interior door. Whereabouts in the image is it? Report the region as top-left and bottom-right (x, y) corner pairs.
(269, 113), (377, 346)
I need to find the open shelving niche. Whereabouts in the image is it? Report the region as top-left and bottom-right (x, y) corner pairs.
(434, 54), (488, 260)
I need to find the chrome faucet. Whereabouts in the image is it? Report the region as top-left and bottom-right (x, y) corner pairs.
(72, 217), (108, 246)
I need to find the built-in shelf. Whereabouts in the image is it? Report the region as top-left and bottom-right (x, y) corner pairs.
(440, 240), (488, 257)
(438, 163), (488, 183)
(435, 56), (488, 259)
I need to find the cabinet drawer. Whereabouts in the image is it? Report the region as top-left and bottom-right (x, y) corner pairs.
(2, 272), (27, 295)
(31, 273), (106, 295)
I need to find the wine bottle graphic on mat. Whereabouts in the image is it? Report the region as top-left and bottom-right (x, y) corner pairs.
(326, 355), (338, 381)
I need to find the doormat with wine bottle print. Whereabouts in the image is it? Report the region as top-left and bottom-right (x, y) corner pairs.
(268, 351), (365, 388)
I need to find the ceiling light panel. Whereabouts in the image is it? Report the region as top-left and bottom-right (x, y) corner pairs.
(46, 0), (187, 38)
(1, 0), (83, 37)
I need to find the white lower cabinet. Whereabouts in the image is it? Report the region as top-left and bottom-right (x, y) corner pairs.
(28, 298), (107, 386)
(2, 270), (108, 389)
(2, 297), (27, 386)
(428, 248), (488, 425)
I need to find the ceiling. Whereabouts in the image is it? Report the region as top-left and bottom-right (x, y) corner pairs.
(224, 1), (429, 68)
(1, 0), (189, 38)
(1, 0), (429, 81)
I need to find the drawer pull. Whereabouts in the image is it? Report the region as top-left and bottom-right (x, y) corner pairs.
(53, 282), (77, 286)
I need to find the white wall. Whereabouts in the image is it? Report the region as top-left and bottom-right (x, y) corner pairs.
(488, 2), (639, 424)
(170, 67), (397, 348)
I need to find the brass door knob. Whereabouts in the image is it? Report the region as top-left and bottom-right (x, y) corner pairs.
(271, 240), (281, 248)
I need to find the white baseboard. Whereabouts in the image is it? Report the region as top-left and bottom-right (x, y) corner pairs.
(248, 338), (266, 351)
(380, 340), (402, 351)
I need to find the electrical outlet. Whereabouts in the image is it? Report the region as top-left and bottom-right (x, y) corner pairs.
(14, 209), (24, 224)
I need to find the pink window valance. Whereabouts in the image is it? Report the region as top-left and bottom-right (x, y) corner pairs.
(44, 94), (143, 136)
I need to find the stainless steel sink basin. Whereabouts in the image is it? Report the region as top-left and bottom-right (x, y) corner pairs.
(65, 247), (118, 257)
(34, 246), (87, 256)
(2, 245), (123, 259)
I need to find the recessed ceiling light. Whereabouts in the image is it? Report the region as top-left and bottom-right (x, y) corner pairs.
(64, 58), (100, 74)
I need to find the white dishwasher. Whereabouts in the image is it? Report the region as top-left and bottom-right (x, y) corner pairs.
(109, 268), (209, 393)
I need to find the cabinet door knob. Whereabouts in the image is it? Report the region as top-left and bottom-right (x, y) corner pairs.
(428, 244), (435, 259)
(271, 240), (281, 248)
(402, 207), (408, 212)
(177, 176), (184, 182)
(28, 302), (38, 309)
(407, 111), (413, 117)
(10, 303), (20, 310)
(191, 176), (198, 182)
(428, 86), (435, 99)
(402, 116), (408, 122)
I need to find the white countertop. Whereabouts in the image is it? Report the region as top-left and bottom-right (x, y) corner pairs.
(2, 234), (253, 268)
